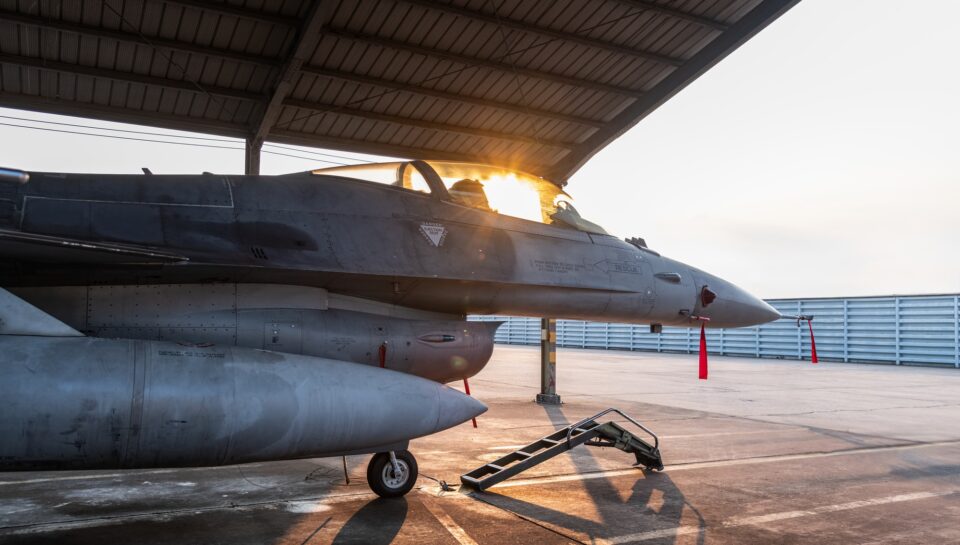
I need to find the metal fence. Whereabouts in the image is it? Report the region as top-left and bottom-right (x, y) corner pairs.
(469, 294), (960, 368)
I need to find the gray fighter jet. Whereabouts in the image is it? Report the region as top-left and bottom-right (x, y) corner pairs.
(0, 160), (780, 496)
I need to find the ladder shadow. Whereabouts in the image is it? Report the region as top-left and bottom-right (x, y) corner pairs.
(476, 404), (706, 545)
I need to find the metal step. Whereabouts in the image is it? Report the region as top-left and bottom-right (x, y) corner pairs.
(460, 408), (662, 491)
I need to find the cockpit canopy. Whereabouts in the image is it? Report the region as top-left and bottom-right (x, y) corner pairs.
(311, 161), (608, 235)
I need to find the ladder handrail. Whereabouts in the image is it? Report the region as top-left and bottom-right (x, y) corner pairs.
(565, 407), (659, 449)
(462, 407), (663, 490)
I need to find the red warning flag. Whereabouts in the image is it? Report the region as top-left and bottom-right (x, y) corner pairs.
(463, 378), (478, 428)
(806, 318), (819, 364)
(699, 322), (708, 380)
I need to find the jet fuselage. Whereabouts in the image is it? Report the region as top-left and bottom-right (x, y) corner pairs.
(0, 165), (777, 328)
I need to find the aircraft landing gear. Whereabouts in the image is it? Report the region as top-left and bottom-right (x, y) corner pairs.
(367, 450), (418, 498)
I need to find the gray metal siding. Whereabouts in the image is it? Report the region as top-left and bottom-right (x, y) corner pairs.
(469, 295), (960, 368)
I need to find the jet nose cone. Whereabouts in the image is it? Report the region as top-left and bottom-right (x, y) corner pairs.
(700, 275), (780, 328)
(434, 384), (488, 432)
(743, 297), (782, 326)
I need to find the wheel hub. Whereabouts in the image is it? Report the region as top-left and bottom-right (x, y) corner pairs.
(381, 459), (409, 489)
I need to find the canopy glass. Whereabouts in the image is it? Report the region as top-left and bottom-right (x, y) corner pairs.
(312, 161), (607, 235)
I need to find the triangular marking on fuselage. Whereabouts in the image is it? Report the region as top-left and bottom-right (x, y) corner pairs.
(419, 223), (447, 247)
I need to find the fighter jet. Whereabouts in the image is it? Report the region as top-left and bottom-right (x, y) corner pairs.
(0, 160), (780, 497)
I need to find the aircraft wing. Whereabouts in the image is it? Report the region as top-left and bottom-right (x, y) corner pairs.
(0, 228), (188, 264)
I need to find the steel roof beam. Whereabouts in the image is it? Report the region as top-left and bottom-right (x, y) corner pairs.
(157, 0), (300, 27)
(609, 0), (729, 31)
(0, 90), (547, 171)
(0, 11), (281, 68)
(282, 99), (574, 149)
(300, 66), (604, 128)
(0, 91), (252, 140)
(324, 28), (645, 98)
(270, 128), (544, 169)
(249, 2), (335, 172)
(398, 0), (682, 67)
(0, 53), (263, 102)
(0, 90), (538, 171)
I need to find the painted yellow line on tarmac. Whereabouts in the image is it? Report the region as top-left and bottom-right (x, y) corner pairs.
(487, 438), (960, 489)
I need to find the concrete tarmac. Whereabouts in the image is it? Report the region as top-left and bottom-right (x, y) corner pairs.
(2, 346), (959, 544)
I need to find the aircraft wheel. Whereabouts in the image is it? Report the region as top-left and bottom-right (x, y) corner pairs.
(367, 450), (418, 498)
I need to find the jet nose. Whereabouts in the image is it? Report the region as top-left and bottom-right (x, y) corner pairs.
(433, 384), (488, 432)
(697, 274), (780, 328)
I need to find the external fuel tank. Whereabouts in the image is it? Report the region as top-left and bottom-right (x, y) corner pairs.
(0, 335), (486, 470)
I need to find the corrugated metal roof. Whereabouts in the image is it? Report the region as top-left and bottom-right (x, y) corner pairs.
(0, 0), (799, 181)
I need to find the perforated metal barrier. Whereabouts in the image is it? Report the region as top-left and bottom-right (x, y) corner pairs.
(469, 295), (960, 368)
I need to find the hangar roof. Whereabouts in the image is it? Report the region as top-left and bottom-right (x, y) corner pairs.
(0, 0), (798, 181)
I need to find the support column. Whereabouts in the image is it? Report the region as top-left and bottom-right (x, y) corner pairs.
(536, 318), (561, 405)
(244, 137), (262, 176)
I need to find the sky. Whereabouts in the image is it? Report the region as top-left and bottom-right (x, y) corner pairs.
(1, 0), (958, 299)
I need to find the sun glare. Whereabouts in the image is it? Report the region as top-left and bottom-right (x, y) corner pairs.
(463, 173), (544, 223)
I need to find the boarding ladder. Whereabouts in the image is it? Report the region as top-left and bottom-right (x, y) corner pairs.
(460, 408), (663, 491)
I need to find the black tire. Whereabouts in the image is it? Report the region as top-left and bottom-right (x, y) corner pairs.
(366, 450), (418, 498)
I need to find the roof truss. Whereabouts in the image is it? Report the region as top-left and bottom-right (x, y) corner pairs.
(0, 0), (800, 181)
